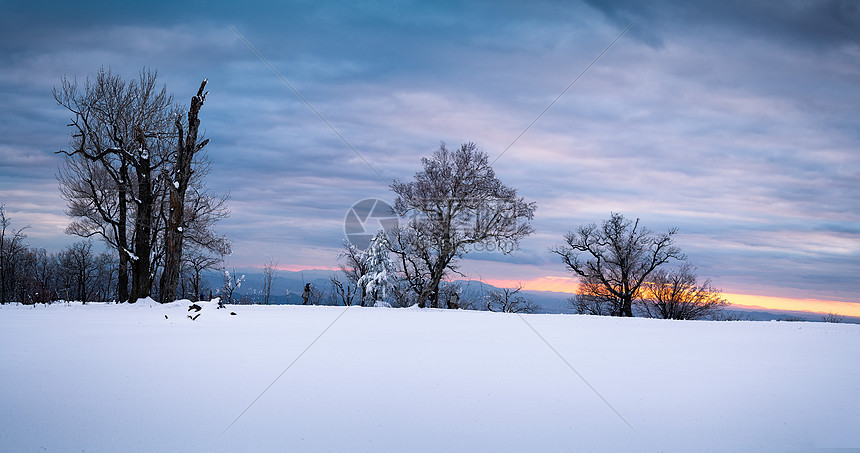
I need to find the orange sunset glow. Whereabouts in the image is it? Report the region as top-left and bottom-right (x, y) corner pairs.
(275, 264), (340, 273)
(484, 276), (579, 294)
(485, 276), (858, 317)
(723, 293), (860, 318)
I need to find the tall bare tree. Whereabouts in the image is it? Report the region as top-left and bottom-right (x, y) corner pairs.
(55, 68), (177, 302)
(159, 80), (210, 303)
(55, 68), (227, 303)
(390, 142), (536, 308)
(552, 213), (684, 317)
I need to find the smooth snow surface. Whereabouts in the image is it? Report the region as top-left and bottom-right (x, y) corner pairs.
(2, 302), (858, 452)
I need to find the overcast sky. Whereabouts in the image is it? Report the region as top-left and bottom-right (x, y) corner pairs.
(1, 0), (858, 307)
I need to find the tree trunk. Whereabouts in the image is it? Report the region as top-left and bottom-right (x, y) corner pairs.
(131, 136), (154, 302)
(117, 253), (129, 302)
(159, 186), (182, 303)
(117, 160), (129, 303)
(160, 80), (207, 303)
(621, 296), (634, 317)
(0, 247), (6, 304)
(192, 269), (201, 300)
(417, 280), (431, 308)
(418, 265), (446, 309)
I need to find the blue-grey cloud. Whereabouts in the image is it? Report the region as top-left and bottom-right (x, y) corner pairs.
(584, 0), (860, 49)
(0, 0), (857, 304)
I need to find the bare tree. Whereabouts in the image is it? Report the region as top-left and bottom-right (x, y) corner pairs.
(55, 68), (178, 302)
(55, 241), (100, 302)
(485, 283), (539, 314)
(159, 79), (211, 303)
(55, 68), (228, 303)
(390, 142), (536, 308)
(822, 312), (844, 323)
(261, 259), (278, 305)
(552, 213), (684, 317)
(387, 225), (430, 306)
(181, 245), (223, 300)
(636, 263), (729, 320)
(339, 240), (369, 305)
(0, 204), (29, 304)
(20, 247), (56, 304)
(0, 207), (116, 304)
(329, 274), (358, 306)
(93, 251), (118, 302)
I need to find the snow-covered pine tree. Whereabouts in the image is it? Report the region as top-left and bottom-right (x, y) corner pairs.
(358, 230), (396, 307)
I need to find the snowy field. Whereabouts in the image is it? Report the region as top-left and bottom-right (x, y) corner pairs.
(2, 301), (859, 452)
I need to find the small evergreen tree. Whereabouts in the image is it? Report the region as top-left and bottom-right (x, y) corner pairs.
(358, 230), (396, 307)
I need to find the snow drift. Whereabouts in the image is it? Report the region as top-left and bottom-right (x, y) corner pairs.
(1, 301), (858, 452)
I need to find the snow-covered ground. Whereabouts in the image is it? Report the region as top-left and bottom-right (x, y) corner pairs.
(2, 301), (858, 452)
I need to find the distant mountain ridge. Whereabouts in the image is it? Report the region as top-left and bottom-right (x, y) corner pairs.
(202, 268), (859, 323)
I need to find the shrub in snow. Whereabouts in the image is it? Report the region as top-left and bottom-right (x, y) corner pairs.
(219, 268), (245, 304)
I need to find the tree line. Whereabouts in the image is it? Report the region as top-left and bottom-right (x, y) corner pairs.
(0, 204), (221, 304)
